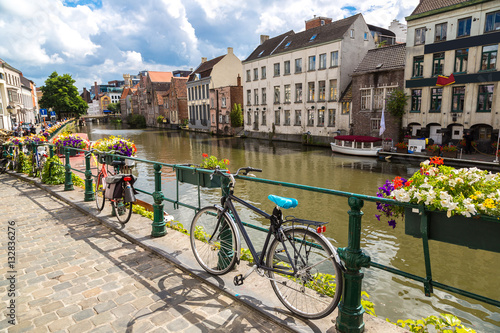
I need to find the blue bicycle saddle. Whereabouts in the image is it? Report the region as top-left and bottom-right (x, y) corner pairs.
(268, 194), (298, 209)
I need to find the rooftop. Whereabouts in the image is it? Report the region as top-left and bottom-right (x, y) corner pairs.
(353, 43), (406, 73)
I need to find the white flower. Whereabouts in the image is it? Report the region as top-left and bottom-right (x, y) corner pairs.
(392, 189), (411, 202)
(461, 198), (477, 217)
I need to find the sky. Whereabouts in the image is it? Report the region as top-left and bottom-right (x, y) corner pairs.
(0, 0), (419, 92)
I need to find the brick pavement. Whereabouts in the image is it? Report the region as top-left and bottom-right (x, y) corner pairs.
(0, 174), (290, 332)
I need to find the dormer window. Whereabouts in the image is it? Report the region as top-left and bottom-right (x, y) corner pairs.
(285, 41), (291, 48)
(310, 34), (317, 41)
(321, 20), (325, 26)
(258, 50), (264, 57)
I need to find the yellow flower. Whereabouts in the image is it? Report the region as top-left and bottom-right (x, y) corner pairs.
(469, 195), (477, 200)
(484, 198), (496, 209)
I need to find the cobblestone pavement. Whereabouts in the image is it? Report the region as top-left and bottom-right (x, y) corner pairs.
(0, 174), (290, 333)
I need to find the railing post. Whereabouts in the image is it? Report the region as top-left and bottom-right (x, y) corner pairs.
(64, 147), (74, 191)
(84, 151), (94, 201)
(336, 197), (371, 333)
(151, 163), (166, 237)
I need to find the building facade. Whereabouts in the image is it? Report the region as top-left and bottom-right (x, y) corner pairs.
(0, 59), (23, 130)
(209, 78), (243, 135)
(242, 14), (376, 143)
(404, 0), (500, 150)
(163, 77), (188, 128)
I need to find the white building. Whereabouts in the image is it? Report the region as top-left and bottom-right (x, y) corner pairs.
(0, 58), (22, 130)
(242, 14), (376, 143)
(404, 0), (500, 149)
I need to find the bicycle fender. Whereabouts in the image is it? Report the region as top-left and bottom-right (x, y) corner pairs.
(282, 225), (345, 272)
(213, 204), (242, 263)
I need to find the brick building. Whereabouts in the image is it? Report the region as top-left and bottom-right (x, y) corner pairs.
(210, 76), (243, 135)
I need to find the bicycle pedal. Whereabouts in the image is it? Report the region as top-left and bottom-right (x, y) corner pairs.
(233, 274), (244, 286)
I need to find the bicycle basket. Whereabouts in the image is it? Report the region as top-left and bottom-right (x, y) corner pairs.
(104, 175), (124, 199)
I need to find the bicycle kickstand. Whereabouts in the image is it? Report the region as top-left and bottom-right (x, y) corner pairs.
(233, 265), (257, 286)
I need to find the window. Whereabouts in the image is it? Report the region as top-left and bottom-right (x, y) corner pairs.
(274, 86), (280, 103)
(254, 89), (259, 105)
(364, 32), (368, 40)
(274, 63), (280, 76)
(457, 17), (471, 37)
(308, 56), (316, 71)
(221, 96), (226, 107)
(295, 83), (302, 102)
(452, 86), (465, 112)
(477, 85), (493, 112)
(481, 45), (497, 71)
(350, 29), (354, 38)
(360, 89), (371, 110)
(433, 52), (445, 76)
(318, 81), (326, 101)
(307, 82), (315, 101)
(373, 88), (384, 109)
(411, 89), (422, 112)
(413, 56), (424, 77)
(485, 10), (500, 33)
(262, 88), (266, 104)
(329, 80), (337, 101)
(262, 111), (266, 125)
(246, 70), (251, 82)
(247, 111), (251, 125)
(308, 110), (314, 126)
(328, 109), (335, 126)
(247, 90), (251, 105)
(430, 88), (442, 112)
(206, 84), (209, 97)
(295, 110), (301, 125)
(371, 119), (381, 131)
(284, 85), (291, 103)
(285, 41), (291, 48)
(342, 102), (350, 114)
(310, 34), (317, 41)
(319, 53), (326, 69)
(454, 49), (468, 73)
(435, 23), (447, 42)
(415, 28), (426, 45)
(330, 51), (338, 67)
(295, 58), (302, 73)
(275, 110), (280, 125)
(317, 109), (325, 126)
(261, 66), (266, 79)
(284, 110), (291, 125)
(284, 61), (290, 75)
(253, 68), (258, 80)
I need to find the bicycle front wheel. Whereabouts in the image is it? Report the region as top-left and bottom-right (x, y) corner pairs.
(95, 174), (106, 211)
(266, 227), (343, 319)
(190, 206), (239, 275)
(111, 198), (133, 224)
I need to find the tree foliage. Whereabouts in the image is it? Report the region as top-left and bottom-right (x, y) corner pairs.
(39, 72), (88, 117)
(108, 102), (121, 114)
(230, 103), (243, 127)
(386, 89), (409, 118)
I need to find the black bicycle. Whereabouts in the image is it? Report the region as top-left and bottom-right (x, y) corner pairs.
(189, 167), (344, 319)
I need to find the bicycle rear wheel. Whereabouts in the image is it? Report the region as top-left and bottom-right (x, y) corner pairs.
(190, 206), (239, 275)
(266, 227), (343, 319)
(95, 174), (106, 211)
(111, 198), (133, 224)
(38, 156), (46, 181)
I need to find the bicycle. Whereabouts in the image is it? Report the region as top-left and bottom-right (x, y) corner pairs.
(0, 147), (13, 174)
(31, 144), (48, 180)
(91, 149), (137, 224)
(189, 167), (344, 319)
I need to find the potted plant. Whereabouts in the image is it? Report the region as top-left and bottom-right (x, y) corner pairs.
(441, 144), (458, 158)
(395, 142), (408, 154)
(376, 157), (500, 253)
(91, 136), (137, 164)
(53, 133), (89, 156)
(176, 153), (229, 188)
(425, 144), (440, 156)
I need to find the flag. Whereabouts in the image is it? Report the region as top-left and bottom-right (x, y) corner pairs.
(436, 73), (455, 86)
(379, 105), (386, 136)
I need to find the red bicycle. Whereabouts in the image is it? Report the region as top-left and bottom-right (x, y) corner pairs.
(90, 149), (136, 224)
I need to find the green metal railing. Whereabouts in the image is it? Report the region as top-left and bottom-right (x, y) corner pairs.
(3, 142), (500, 333)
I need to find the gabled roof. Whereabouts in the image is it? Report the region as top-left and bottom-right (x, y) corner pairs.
(407, 0), (490, 19)
(353, 43), (406, 73)
(339, 81), (352, 103)
(148, 71), (173, 83)
(188, 55), (225, 82)
(120, 87), (131, 99)
(244, 14), (362, 63)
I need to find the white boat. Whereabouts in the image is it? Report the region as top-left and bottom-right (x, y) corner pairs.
(330, 135), (383, 157)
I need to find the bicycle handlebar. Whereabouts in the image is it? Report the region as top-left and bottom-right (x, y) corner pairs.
(212, 166), (262, 185)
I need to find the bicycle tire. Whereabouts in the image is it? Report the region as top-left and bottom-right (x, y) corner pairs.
(190, 206), (239, 275)
(38, 156), (46, 181)
(111, 198), (133, 224)
(95, 174), (106, 211)
(266, 227), (343, 319)
(31, 155), (37, 177)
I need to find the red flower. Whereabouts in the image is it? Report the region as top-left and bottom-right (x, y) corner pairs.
(429, 156), (444, 165)
(223, 159), (230, 165)
(202, 153), (208, 158)
(392, 176), (404, 189)
(405, 180), (413, 187)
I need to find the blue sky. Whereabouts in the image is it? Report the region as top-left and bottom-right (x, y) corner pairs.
(0, 0), (418, 91)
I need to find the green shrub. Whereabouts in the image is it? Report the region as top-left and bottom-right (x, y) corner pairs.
(41, 156), (65, 185)
(388, 313), (476, 333)
(17, 152), (31, 174)
(126, 114), (146, 128)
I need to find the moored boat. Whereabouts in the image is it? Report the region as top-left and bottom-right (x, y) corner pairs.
(330, 135), (382, 157)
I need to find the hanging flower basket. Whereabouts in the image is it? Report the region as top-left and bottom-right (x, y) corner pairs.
(405, 208), (500, 253)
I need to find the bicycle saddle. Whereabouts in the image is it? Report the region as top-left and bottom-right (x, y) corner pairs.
(268, 195), (298, 209)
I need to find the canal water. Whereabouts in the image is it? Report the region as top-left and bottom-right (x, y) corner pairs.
(84, 123), (499, 331)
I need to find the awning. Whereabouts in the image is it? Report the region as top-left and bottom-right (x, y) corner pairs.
(103, 110), (112, 113)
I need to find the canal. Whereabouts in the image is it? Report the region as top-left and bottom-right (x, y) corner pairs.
(84, 122), (499, 332)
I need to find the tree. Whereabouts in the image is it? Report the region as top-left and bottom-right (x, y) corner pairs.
(230, 103), (243, 127)
(39, 72), (88, 118)
(385, 88), (409, 141)
(108, 102), (121, 114)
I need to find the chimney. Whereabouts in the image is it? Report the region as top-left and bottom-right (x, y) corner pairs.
(305, 16), (332, 30)
(237, 74), (241, 87)
(260, 35), (269, 45)
(227, 47), (233, 54)
(201, 57), (207, 63)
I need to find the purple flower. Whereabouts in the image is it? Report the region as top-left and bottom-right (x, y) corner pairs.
(388, 220), (396, 229)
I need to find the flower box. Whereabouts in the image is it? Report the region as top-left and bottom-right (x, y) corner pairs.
(96, 153), (115, 165)
(405, 208), (500, 253)
(396, 147), (407, 154)
(442, 150), (458, 158)
(426, 150), (439, 156)
(176, 168), (223, 188)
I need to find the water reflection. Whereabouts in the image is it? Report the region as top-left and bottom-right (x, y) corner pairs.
(84, 123), (500, 331)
